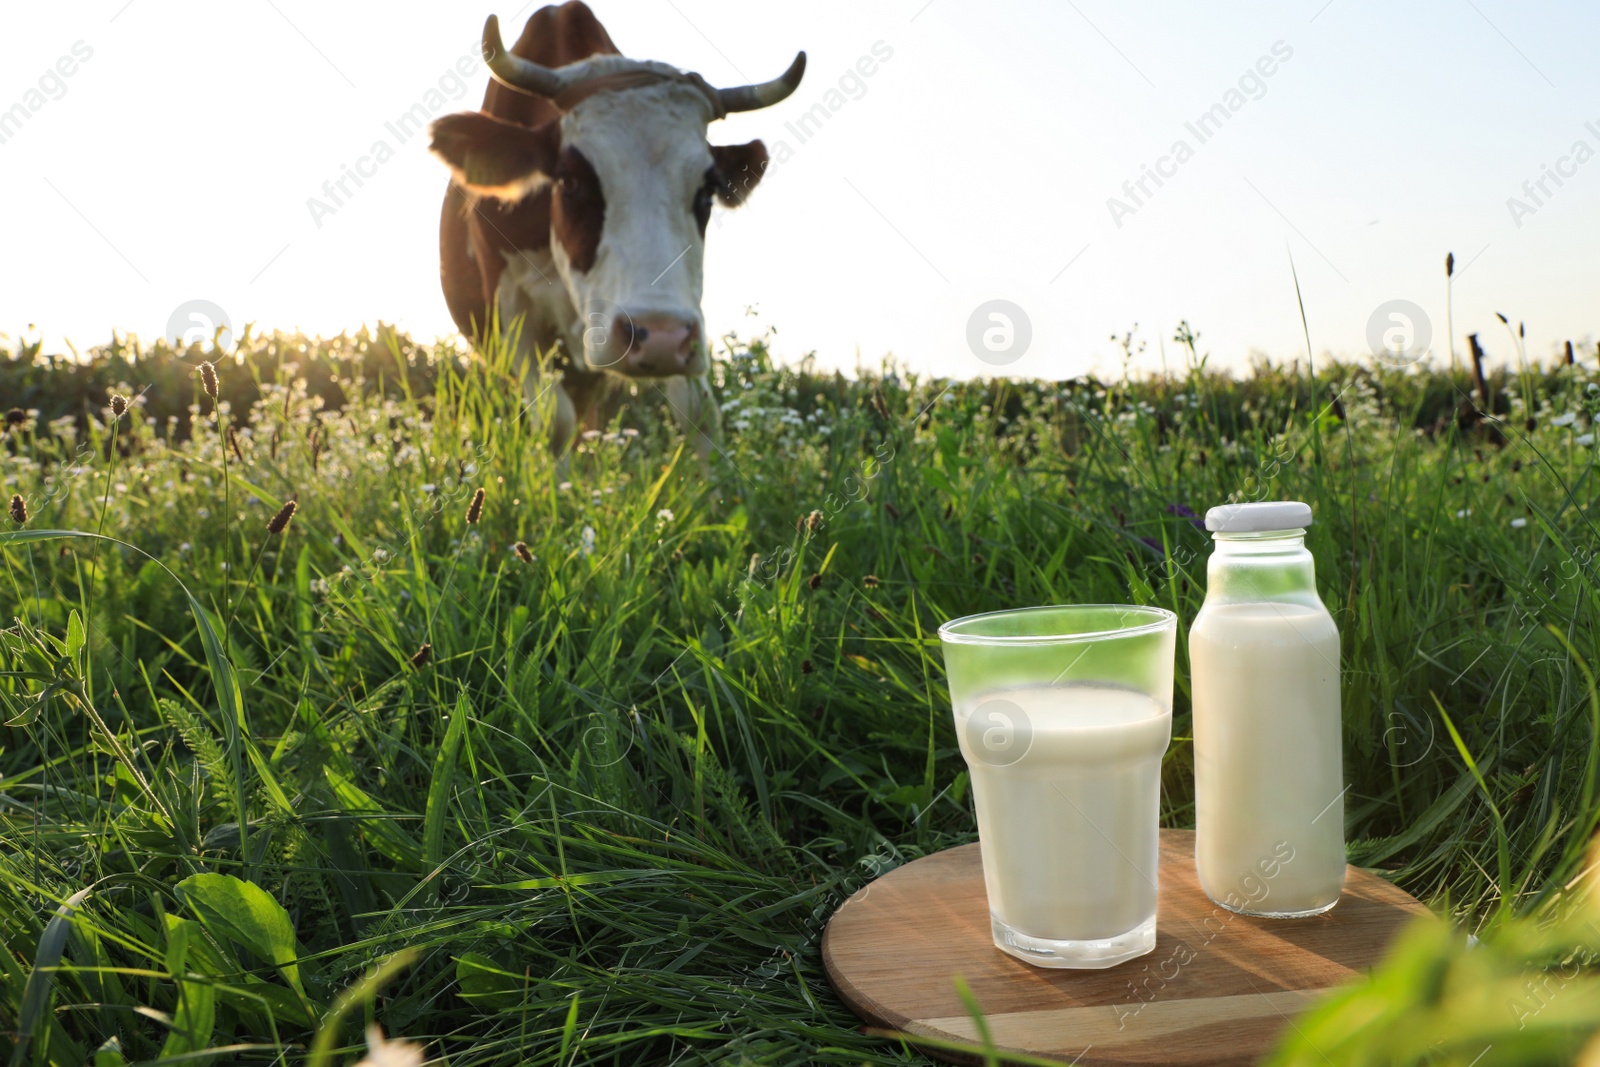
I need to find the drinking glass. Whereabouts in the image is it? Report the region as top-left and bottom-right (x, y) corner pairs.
(939, 604), (1177, 969)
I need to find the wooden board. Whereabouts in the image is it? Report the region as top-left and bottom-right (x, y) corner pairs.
(822, 829), (1426, 1067)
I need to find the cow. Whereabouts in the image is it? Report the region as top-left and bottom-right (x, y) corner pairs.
(430, 3), (804, 459)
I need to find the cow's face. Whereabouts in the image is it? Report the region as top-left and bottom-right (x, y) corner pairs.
(432, 56), (773, 379)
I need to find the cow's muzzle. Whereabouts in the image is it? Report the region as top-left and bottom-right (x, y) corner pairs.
(604, 313), (701, 377)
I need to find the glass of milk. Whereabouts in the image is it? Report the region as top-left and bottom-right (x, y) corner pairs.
(938, 605), (1177, 969)
(1190, 501), (1346, 917)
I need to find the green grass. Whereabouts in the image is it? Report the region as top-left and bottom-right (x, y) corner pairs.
(1, 322), (1598, 1066)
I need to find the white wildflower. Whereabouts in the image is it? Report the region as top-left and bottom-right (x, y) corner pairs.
(372, 547), (389, 562)
(580, 525), (596, 557)
(1578, 433), (1596, 447)
(1456, 509), (1471, 518)
(1510, 518), (1528, 529)
(657, 508), (675, 523)
(1552, 412), (1578, 427)
(353, 1025), (424, 1067)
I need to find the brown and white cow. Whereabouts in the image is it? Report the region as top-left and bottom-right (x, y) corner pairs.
(431, 3), (804, 457)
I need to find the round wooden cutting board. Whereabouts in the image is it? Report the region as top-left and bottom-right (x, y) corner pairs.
(822, 829), (1427, 1066)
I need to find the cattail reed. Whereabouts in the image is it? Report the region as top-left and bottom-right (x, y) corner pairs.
(270, 426), (281, 460)
(884, 502), (901, 520)
(4, 408), (24, 428)
(465, 487), (485, 525)
(266, 499), (297, 535)
(200, 361), (218, 401)
(310, 427), (324, 472)
(8, 494), (27, 524)
(801, 659), (814, 674)
(1566, 340), (1576, 366)
(410, 643), (432, 669)
(808, 572), (822, 590)
(227, 425), (244, 462)
(110, 394), (128, 418)
(863, 574), (880, 588)
(513, 541), (534, 564)
(1445, 251), (1454, 278)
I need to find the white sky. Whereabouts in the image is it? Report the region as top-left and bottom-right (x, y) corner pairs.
(1, 0), (1597, 379)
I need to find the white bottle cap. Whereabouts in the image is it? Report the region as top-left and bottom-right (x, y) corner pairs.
(1204, 500), (1313, 533)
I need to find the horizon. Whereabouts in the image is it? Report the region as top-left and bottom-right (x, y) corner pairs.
(3, 318), (1584, 386)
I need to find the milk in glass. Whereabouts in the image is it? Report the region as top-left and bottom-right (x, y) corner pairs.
(939, 604), (1177, 968)
(959, 685), (1170, 943)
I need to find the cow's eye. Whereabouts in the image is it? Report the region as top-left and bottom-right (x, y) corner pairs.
(693, 180), (716, 232)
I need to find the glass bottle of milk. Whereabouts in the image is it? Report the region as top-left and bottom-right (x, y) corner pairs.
(1190, 500), (1345, 917)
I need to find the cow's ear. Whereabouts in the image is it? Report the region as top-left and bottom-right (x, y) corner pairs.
(710, 140), (770, 206)
(429, 112), (560, 201)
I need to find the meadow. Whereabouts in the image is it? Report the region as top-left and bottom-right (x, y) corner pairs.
(1, 320), (1598, 1066)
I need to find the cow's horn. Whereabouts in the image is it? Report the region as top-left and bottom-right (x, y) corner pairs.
(481, 15), (568, 97)
(716, 52), (806, 113)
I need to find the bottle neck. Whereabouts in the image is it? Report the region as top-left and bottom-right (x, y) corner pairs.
(1205, 529), (1323, 607)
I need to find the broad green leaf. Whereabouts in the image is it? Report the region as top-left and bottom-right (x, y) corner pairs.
(177, 873), (307, 1004)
